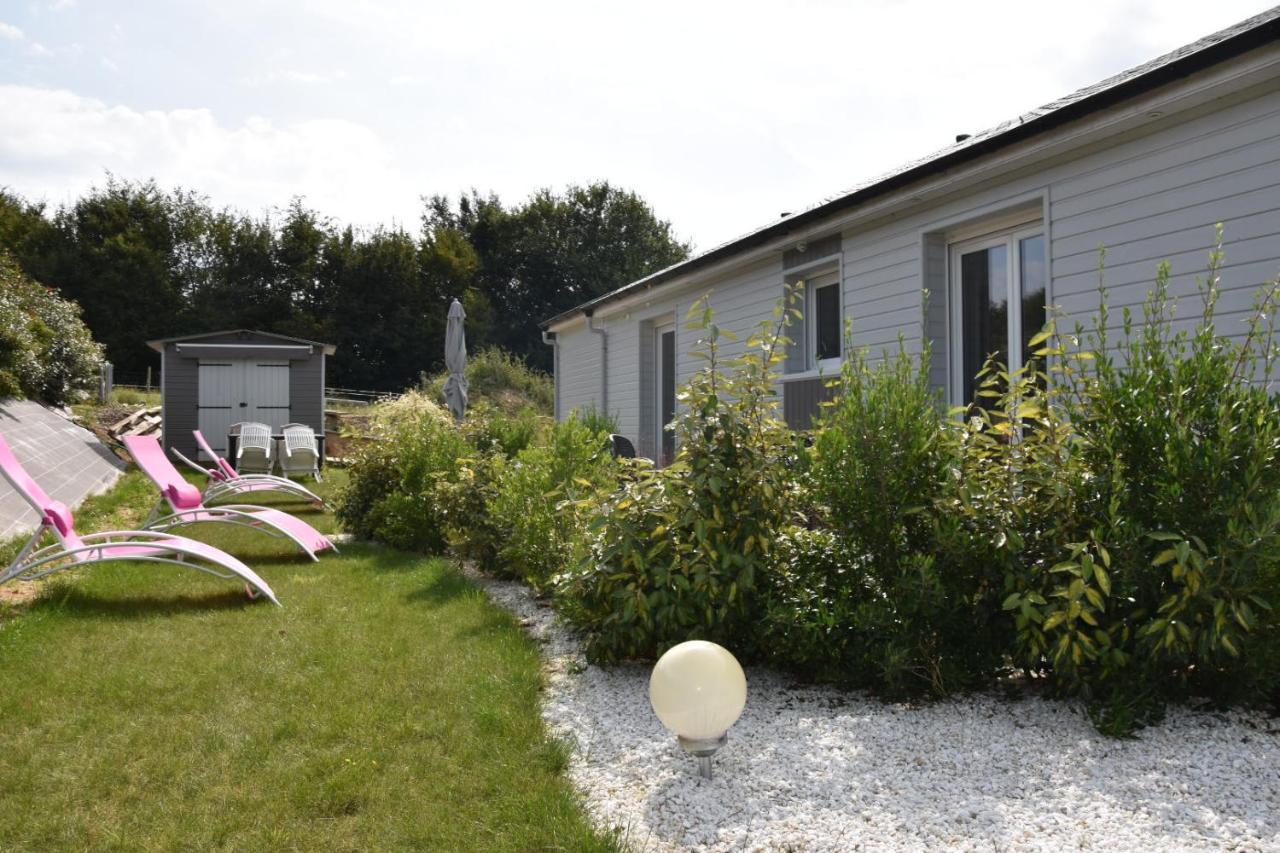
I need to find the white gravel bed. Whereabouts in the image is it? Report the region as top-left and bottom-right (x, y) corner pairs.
(463, 566), (1280, 852)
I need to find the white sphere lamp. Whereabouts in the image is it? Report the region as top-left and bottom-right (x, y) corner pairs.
(649, 640), (747, 779)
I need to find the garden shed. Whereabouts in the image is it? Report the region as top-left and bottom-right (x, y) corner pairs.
(147, 329), (336, 463)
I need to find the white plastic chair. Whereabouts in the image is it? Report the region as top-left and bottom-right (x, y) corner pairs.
(231, 421), (273, 474)
(279, 423), (322, 482)
(169, 430), (327, 508)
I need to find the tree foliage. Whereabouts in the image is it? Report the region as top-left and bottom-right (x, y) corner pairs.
(0, 178), (689, 389)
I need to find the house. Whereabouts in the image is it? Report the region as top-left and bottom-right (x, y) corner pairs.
(542, 9), (1280, 460)
(147, 329), (335, 463)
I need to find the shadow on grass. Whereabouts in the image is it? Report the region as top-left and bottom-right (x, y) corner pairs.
(404, 565), (475, 606)
(31, 585), (263, 620)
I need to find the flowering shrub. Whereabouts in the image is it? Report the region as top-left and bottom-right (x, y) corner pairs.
(0, 251), (103, 404)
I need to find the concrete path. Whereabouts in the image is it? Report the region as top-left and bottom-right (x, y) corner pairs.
(0, 400), (125, 540)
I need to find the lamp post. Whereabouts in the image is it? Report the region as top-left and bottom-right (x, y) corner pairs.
(649, 640), (747, 780)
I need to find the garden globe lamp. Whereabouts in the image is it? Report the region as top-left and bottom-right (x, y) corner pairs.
(649, 640), (747, 780)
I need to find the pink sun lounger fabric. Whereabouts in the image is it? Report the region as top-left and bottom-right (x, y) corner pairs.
(169, 431), (326, 508)
(0, 433), (279, 604)
(124, 435), (335, 561)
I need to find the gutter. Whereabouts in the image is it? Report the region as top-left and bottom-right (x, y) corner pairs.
(541, 329), (559, 421)
(585, 309), (608, 417)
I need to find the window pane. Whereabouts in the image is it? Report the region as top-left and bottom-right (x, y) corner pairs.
(960, 244), (1008, 403)
(660, 330), (676, 464)
(1019, 234), (1047, 373)
(815, 283), (840, 362)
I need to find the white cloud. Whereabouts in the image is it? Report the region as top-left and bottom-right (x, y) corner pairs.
(0, 21), (23, 40)
(100, 57), (119, 72)
(0, 85), (408, 228)
(0, 0), (1269, 248)
(26, 42), (52, 57)
(242, 69), (350, 86)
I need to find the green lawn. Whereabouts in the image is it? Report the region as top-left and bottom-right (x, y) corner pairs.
(0, 471), (616, 851)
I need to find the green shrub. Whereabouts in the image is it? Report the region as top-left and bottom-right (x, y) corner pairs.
(760, 527), (866, 682)
(335, 392), (471, 552)
(489, 415), (616, 591)
(433, 450), (509, 572)
(558, 294), (803, 662)
(567, 405), (617, 437)
(459, 400), (546, 457)
(799, 338), (1005, 696)
(0, 251), (103, 404)
(423, 348), (555, 415)
(1002, 238), (1280, 729)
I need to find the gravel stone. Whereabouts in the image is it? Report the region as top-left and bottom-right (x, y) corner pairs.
(463, 565), (1280, 852)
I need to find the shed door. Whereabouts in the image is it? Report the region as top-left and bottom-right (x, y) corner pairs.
(246, 360), (291, 431)
(196, 359), (291, 459)
(197, 361), (238, 458)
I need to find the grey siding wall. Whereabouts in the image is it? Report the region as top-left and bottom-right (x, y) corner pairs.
(839, 78), (1280, 379)
(289, 354), (325, 436)
(636, 318), (657, 459)
(555, 322), (602, 418)
(552, 68), (1280, 450)
(921, 233), (949, 397)
(783, 378), (837, 430)
(163, 346), (200, 460)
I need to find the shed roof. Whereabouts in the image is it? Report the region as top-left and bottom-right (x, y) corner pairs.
(542, 7), (1280, 329)
(147, 329), (337, 355)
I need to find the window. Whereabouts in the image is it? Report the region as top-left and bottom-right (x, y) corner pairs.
(803, 269), (842, 370)
(950, 227), (1047, 405)
(655, 322), (676, 466)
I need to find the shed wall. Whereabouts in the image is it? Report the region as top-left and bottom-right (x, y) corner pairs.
(160, 331), (327, 461)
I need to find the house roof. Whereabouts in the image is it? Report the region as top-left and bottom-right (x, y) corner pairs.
(543, 6), (1280, 329)
(146, 329), (337, 355)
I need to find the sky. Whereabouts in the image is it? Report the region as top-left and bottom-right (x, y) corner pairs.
(0, 0), (1273, 251)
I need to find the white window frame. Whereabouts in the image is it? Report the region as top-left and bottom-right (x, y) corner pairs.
(947, 223), (1045, 405)
(805, 268), (843, 373)
(654, 320), (676, 465)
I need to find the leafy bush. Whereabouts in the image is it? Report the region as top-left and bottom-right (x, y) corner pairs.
(760, 527), (867, 682)
(489, 415), (616, 591)
(335, 391), (470, 552)
(458, 400), (546, 457)
(558, 295), (803, 662)
(1002, 240), (1280, 730)
(423, 348), (555, 415)
(797, 339), (1005, 696)
(0, 251), (103, 404)
(567, 405), (617, 437)
(433, 450), (509, 571)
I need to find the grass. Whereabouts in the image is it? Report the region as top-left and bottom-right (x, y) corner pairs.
(0, 470), (617, 851)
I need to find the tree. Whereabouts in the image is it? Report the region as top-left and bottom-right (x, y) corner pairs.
(0, 179), (689, 387)
(424, 182), (690, 368)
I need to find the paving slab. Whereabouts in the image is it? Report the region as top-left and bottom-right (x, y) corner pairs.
(0, 400), (125, 540)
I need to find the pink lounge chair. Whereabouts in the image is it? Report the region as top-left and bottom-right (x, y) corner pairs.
(170, 430), (326, 508)
(124, 435), (335, 562)
(0, 433), (279, 605)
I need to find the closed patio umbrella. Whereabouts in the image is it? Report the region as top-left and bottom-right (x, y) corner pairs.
(443, 298), (468, 421)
